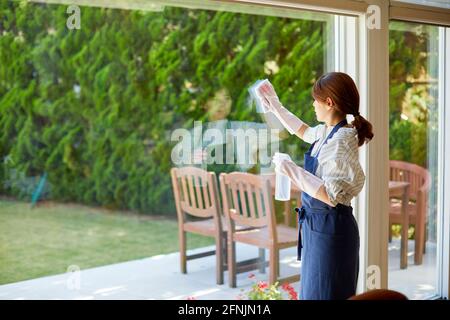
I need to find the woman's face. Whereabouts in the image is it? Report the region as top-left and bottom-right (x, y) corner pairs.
(313, 98), (332, 122)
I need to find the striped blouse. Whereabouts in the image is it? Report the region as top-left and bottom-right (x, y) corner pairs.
(302, 124), (365, 206)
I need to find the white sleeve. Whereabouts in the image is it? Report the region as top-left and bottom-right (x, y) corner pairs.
(278, 160), (324, 198)
(320, 158), (365, 206)
(302, 124), (324, 144)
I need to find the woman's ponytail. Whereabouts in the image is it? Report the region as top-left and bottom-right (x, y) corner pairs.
(351, 114), (374, 147)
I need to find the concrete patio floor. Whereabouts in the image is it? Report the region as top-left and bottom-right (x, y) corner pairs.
(388, 239), (437, 300)
(0, 239), (437, 300)
(0, 243), (300, 300)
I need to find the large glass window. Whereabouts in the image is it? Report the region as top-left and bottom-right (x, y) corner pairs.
(388, 20), (441, 299)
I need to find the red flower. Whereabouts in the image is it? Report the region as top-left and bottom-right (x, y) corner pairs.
(281, 283), (298, 300)
(288, 291), (298, 300)
(281, 283), (293, 291)
(257, 281), (268, 290)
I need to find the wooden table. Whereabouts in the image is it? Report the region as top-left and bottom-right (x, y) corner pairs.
(389, 181), (411, 269)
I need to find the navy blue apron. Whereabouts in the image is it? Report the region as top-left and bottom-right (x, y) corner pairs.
(296, 119), (360, 300)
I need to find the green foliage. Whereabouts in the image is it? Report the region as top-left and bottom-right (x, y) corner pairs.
(0, 2), (324, 215)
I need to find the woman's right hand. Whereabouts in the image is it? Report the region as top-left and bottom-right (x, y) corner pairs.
(257, 82), (282, 113)
(256, 81), (306, 136)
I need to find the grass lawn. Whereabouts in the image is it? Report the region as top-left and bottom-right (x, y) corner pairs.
(0, 199), (214, 285)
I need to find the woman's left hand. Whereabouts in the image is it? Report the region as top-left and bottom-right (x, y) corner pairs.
(271, 154), (294, 175)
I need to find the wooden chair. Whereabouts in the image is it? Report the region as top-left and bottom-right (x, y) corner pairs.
(219, 171), (300, 288)
(171, 166), (264, 285)
(389, 160), (431, 265)
(171, 166), (226, 284)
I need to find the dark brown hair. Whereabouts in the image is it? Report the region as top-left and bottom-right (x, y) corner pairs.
(312, 72), (374, 147)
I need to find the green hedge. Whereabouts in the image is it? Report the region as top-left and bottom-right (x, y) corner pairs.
(0, 2), (325, 214)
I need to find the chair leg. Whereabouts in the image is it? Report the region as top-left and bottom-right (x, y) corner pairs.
(216, 235), (224, 285)
(179, 230), (187, 274)
(423, 239), (426, 254)
(228, 238), (237, 288)
(277, 250), (280, 277)
(269, 247), (278, 285)
(284, 201), (291, 226)
(258, 248), (266, 274)
(222, 233), (228, 261)
(423, 226), (427, 254)
(414, 222), (425, 265)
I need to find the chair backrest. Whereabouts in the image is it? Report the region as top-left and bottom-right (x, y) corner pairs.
(389, 160), (431, 201)
(259, 172), (276, 189)
(170, 167), (221, 221)
(219, 172), (277, 240)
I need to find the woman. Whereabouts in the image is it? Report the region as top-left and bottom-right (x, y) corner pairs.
(258, 72), (374, 300)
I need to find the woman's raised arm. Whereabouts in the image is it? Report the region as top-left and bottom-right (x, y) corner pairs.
(258, 82), (311, 142)
(295, 124), (310, 141)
